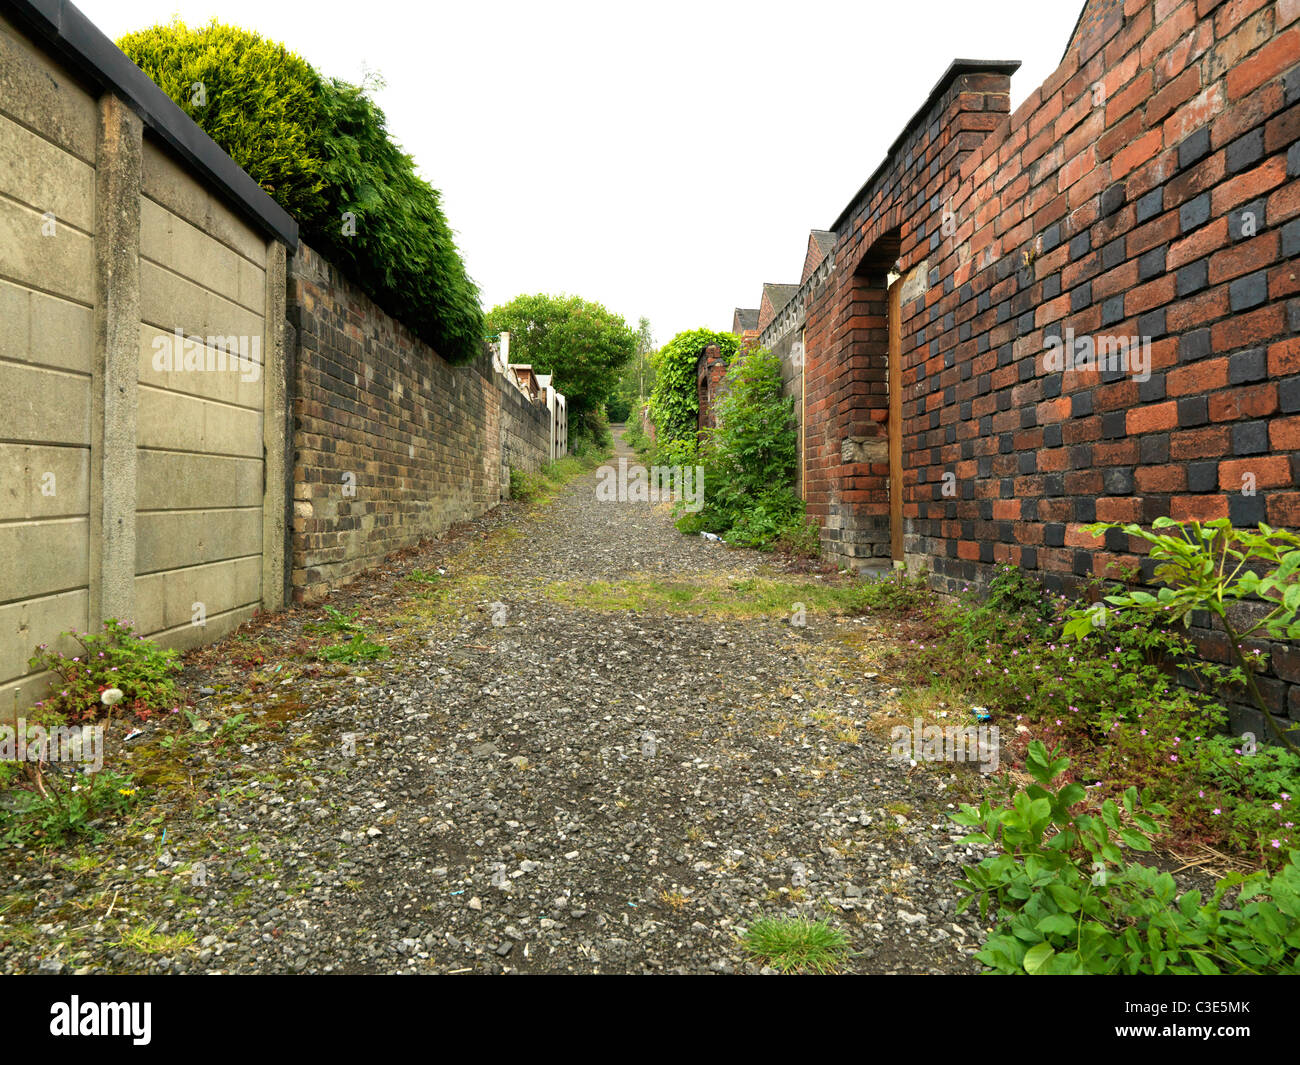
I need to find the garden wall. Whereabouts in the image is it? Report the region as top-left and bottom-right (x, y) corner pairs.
(287, 242), (552, 602)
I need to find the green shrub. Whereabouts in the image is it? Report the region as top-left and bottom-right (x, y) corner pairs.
(605, 393), (632, 422)
(28, 618), (182, 723)
(622, 418), (651, 456)
(509, 467), (539, 502)
(954, 741), (1300, 974)
(846, 568), (931, 613)
(118, 19), (484, 363)
(774, 516), (822, 559)
(683, 346), (806, 549)
(901, 561), (1298, 864)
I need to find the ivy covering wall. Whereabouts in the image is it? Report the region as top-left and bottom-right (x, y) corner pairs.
(646, 328), (739, 451)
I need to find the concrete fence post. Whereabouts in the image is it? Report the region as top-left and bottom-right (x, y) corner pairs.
(263, 239), (288, 612)
(89, 92), (141, 627)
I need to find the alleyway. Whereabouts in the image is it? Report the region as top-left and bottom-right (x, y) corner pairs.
(1, 429), (992, 975)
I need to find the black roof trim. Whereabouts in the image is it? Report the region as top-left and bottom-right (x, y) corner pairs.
(830, 58), (1021, 233)
(4, 0), (298, 249)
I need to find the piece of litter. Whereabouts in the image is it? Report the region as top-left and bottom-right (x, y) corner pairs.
(123, 729), (144, 742)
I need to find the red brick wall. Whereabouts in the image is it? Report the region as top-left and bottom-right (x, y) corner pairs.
(802, 0), (1300, 734)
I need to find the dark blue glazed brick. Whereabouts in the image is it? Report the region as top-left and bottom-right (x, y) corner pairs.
(1232, 420), (1269, 456)
(1225, 129), (1265, 174)
(1180, 192), (1211, 232)
(1228, 348), (1267, 385)
(1229, 271), (1268, 312)
(1138, 245), (1166, 281)
(1187, 460), (1218, 492)
(1178, 128), (1211, 169)
(1136, 187), (1163, 223)
(1176, 259), (1208, 297)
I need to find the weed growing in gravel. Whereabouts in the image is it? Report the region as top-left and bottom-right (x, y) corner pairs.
(118, 921), (196, 956)
(306, 607), (390, 664)
(28, 618), (182, 723)
(869, 560), (1298, 868)
(307, 606), (366, 636)
(740, 916), (852, 974)
(318, 634), (390, 664)
(0, 768), (140, 847)
(405, 569), (443, 585)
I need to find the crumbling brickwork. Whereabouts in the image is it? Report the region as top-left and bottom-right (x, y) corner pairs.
(696, 344), (728, 434)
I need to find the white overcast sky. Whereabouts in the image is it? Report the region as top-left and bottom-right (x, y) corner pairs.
(78, 0), (1084, 345)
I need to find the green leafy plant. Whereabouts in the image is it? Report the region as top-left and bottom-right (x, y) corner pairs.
(1191, 733), (1300, 803)
(847, 568), (931, 613)
(317, 633), (389, 664)
(306, 606), (366, 636)
(622, 418), (651, 456)
(892, 564), (1293, 864)
(775, 516), (821, 559)
(28, 618), (182, 723)
(605, 393), (632, 422)
(954, 740), (1300, 974)
(118, 19), (484, 363)
(1065, 518), (1300, 750)
(303, 606), (389, 663)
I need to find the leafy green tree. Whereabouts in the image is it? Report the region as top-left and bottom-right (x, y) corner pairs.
(118, 19), (484, 363)
(647, 328), (739, 449)
(485, 294), (637, 443)
(609, 316), (655, 423)
(630, 316), (655, 398)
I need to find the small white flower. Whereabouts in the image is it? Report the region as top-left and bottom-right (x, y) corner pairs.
(101, 687), (124, 706)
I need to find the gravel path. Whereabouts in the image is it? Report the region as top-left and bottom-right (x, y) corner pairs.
(1, 428), (995, 974)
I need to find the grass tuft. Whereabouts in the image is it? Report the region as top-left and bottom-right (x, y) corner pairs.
(740, 916), (851, 974)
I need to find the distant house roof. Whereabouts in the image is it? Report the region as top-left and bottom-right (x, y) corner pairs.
(757, 283), (800, 334)
(732, 307), (759, 333)
(801, 230), (837, 284)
